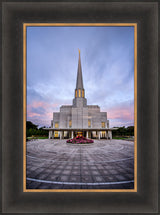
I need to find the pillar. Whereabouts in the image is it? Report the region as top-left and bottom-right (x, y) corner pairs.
(106, 131), (109, 139)
(96, 131), (100, 139)
(49, 131), (53, 139)
(52, 131), (54, 139)
(88, 131), (90, 138)
(86, 131), (88, 138)
(60, 131), (62, 139)
(105, 131), (107, 139)
(108, 131), (112, 140)
(71, 131), (73, 138)
(98, 131), (101, 140)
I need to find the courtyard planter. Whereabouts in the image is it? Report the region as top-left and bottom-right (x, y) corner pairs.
(66, 135), (94, 144)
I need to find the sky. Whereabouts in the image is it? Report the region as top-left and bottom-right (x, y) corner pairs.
(27, 26), (134, 128)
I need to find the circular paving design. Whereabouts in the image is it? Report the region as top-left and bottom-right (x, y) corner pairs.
(26, 139), (134, 190)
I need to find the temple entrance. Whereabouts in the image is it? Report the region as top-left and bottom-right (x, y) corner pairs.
(77, 131), (83, 136)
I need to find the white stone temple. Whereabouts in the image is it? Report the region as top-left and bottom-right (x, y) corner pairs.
(46, 50), (112, 139)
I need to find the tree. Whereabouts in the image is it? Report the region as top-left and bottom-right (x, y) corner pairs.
(26, 121), (48, 137)
(112, 126), (134, 137)
(26, 121), (38, 130)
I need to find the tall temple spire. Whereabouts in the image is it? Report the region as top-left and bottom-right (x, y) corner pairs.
(76, 49), (84, 89)
(73, 50), (87, 106)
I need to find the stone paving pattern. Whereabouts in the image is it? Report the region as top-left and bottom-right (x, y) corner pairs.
(26, 139), (134, 190)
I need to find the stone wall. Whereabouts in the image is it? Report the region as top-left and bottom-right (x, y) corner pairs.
(52, 101), (109, 130)
(59, 106), (72, 128)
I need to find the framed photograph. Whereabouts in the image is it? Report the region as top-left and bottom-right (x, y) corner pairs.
(24, 23), (137, 192)
(2, 1), (158, 213)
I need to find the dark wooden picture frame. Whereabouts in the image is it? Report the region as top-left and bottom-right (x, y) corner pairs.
(1, 1), (158, 213)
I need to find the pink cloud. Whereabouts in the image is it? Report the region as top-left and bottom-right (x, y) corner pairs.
(27, 100), (60, 126)
(107, 102), (134, 121)
(27, 101), (59, 109)
(27, 112), (41, 117)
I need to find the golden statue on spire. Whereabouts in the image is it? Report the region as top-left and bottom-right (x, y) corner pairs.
(78, 49), (80, 54)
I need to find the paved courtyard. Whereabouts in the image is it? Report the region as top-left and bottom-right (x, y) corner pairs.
(26, 139), (134, 190)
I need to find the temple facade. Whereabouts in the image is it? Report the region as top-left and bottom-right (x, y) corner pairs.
(47, 51), (112, 139)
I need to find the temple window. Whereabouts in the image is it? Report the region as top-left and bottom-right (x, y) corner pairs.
(101, 122), (105, 128)
(55, 122), (59, 128)
(78, 89), (81, 97)
(69, 120), (72, 128)
(82, 89), (84, 98)
(75, 90), (77, 97)
(88, 119), (91, 128)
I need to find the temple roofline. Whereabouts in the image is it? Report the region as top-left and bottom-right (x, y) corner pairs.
(44, 128), (114, 131)
(60, 105), (72, 108)
(87, 105), (100, 108)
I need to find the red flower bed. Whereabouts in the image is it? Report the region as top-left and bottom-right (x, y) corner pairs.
(67, 135), (94, 144)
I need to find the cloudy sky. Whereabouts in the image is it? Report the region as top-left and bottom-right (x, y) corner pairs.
(27, 26), (134, 128)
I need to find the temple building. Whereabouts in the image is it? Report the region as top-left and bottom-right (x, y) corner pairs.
(47, 50), (112, 139)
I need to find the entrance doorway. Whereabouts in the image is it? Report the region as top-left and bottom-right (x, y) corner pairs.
(77, 131), (83, 136)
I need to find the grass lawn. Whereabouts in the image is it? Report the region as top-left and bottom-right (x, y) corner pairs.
(113, 136), (134, 140)
(27, 136), (48, 140)
(37, 137), (48, 139)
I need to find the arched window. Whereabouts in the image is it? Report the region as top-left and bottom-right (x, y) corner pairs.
(78, 89), (81, 97)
